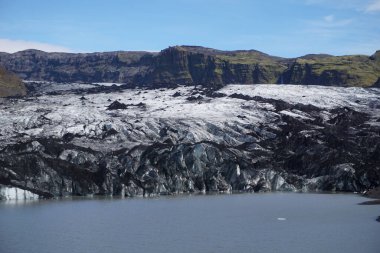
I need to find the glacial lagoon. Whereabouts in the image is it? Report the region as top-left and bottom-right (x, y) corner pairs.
(0, 193), (379, 253)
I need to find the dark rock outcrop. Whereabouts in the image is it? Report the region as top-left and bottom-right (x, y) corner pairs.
(365, 186), (380, 199)
(373, 77), (380, 88)
(107, 101), (128, 110)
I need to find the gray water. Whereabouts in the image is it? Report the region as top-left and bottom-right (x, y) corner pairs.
(0, 193), (379, 253)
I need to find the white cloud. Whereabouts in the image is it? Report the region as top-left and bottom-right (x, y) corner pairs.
(0, 38), (72, 53)
(301, 15), (353, 40)
(311, 15), (352, 28)
(366, 0), (380, 12)
(323, 15), (335, 22)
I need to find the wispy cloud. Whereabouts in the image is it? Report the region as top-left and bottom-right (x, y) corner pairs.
(302, 0), (380, 13)
(302, 0), (364, 10)
(0, 38), (72, 53)
(318, 15), (353, 27)
(304, 15), (353, 38)
(366, 0), (380, 12)
(323, 15), (334, 23)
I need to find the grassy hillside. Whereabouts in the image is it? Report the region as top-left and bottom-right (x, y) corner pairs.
(285, 55), (380, 87)
(0, 67), (26, 97)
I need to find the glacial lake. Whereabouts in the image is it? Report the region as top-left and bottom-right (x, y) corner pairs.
(0, 193), (379, 253)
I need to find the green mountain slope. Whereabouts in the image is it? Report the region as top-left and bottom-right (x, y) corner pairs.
(0, 67), (26, 97)
(282, 54), (380, 87)
(0, 46), (379, 87)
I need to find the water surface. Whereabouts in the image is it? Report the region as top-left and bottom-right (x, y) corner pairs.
(0, 193), (379, 253)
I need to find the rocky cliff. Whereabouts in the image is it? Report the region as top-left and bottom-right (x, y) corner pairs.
(0, 84), (379, 199)
(282, 55), (380, 87)
(1, 46), (379, 87)
(0, 50), (155, 83)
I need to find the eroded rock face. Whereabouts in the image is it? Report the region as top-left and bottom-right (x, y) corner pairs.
(0, 84), (379, 199)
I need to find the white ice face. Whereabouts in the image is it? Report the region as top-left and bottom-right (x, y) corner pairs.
(0, 186), (38, 200)
(0, 83), (379, 198)
(0, 84), (379, 151)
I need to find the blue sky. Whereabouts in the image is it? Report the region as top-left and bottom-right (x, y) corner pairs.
(0, 0), (379, 57)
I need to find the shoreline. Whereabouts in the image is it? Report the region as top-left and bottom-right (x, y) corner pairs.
(361, 186), (380, 203)
(360, 187), (380, 223)
(0, 189), (374, 202)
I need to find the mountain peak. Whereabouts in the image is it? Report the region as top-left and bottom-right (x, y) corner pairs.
(16, 49), (47, 54)
(161, 45), (225, 56)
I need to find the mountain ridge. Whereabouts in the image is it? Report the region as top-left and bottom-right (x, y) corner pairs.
(0, 46), (379, 88)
